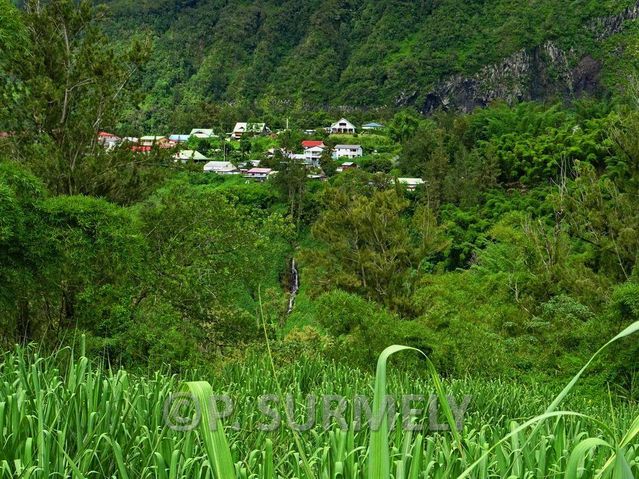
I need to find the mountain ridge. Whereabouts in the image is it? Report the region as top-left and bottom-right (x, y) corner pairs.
(101, 0), (639, 127)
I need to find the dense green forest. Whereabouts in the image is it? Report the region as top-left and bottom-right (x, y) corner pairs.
(97, 0), (639, 131)
(2, 0), (639, 386)
(1, 0), (639, 477)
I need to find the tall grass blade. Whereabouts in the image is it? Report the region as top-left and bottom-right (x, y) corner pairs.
(547, 321), (639, 414)
(367, 345), (461, 479)
(565, 438), (612, 479)
(185, 381), (236, 479)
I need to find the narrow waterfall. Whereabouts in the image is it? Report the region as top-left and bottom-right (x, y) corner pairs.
(286, 258), (299, 314)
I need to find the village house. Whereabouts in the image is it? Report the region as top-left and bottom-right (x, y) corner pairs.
(131, 145), (152, 153)
(304, 146), (325, 167)
(307, 173), (327, 181)
(139, 136), (172, 148)
(302, 140), (325, 149)
(333, 144), (363, 159)
(203, 161), (239, 175)
(189, 128), (217, 139)
(232, 122), (270, 139)
(98, 131), (121, 149)
(335, 162), (358, 173)
(300, 140), (326, 167)
(288, 153), (306, 161)
(243, 167), (273, 182)
(168, 134), (191, 144)
(329, 118), (356, 135)
(397, 178), (425, 191)
(174, 150), (208, 162)
(362, 122), (384, 131)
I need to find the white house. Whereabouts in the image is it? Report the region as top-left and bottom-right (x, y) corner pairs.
(303, 146), (325, 167)
(333, 144), (363, 159)
(203, 161), (239, 175)
(232, 122), (270, 139)
(397, 178), (425, 191)
(189, 128), (217, 139)
(243, 167), (273, 181)
(362, 122), (384, 131)
(174, 150), (208, 162)
(330, 118), (356, 135)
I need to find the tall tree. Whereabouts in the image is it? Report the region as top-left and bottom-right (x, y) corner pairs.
(3, 0), (150, 195)
(272, 158), (308, 229)
(304, 187), (413, 309)
(0, 0), (29, 126)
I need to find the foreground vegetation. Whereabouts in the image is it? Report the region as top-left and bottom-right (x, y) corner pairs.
(1, 326), (638, 478)
(1, 0), (639, 386)
(1, 1), (639, 477)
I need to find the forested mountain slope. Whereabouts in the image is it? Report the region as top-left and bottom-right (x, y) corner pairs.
(102, 0), (639, 123)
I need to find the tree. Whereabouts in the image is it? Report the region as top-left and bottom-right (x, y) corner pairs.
(399, 122), (445, 176)
(278, 129), (304, 153)
(411, 204), (450, 262)
(388, 110), (421, 144)
(312, 290), (434, 367)
(240, 137), (252, 160)
(37, 195), (146, 336)
(0, 160), (147, 345)
(303, 188), (415, 309)
(0, 161), (46, 343)
(3, 0), (150, 195)
(0, 0), (29, 125)
(555, 162), (639, 281)
(272, 159), (308, 229)
(319, 147), (338, 177)
(139, 182), (291, 355)
(399, 124), (450, 206)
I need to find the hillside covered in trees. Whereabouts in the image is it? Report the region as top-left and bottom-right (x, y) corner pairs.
(2, 1), (639, 476)
(99, 0), (639, 130)
(1, 0), (638, 383)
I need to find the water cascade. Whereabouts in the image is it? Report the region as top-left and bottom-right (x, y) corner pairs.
(286, 258), (299, 314)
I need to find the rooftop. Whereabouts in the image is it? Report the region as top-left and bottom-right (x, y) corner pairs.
(169, 134), (191, 142)
(175, 150), (208, 160)
(204, 161), (237, 171)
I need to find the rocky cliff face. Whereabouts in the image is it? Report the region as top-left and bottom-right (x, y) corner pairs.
(590, 0), (639, 39)
(414, 2), (639, 114)
(418, 42), (599, 114)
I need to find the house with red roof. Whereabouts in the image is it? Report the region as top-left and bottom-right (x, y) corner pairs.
(301, 140), (326, 167)
(98, 131), (121, 149)
(301, 140), (325, 149)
